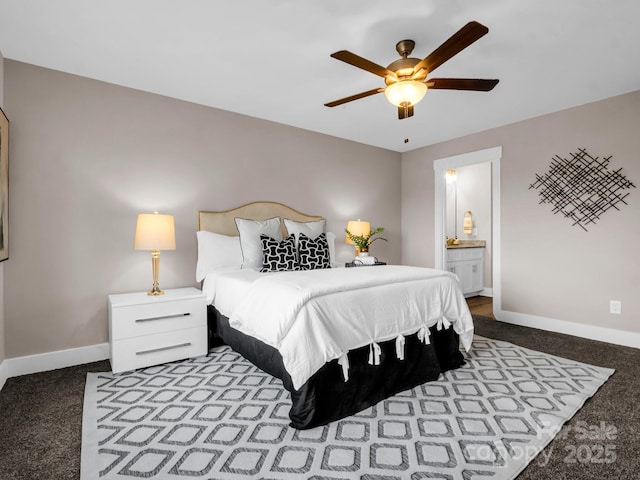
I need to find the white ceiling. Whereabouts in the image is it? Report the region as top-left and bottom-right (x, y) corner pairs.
(1, 0), (639, 153)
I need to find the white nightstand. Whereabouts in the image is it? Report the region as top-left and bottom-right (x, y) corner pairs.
(108, 287), (208, 373)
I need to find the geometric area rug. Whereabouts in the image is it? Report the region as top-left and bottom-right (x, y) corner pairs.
(81, 335), (614, 480)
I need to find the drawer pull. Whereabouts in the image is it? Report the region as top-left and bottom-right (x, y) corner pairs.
(135, 313), (191, 323)
(136, 342), (192, 356)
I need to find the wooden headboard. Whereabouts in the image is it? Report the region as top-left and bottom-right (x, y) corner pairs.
(198, 201), (323, 237)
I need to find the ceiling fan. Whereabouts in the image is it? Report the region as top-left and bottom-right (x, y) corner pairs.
(325, 21), (499, 119)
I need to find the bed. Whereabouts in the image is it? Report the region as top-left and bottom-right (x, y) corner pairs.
(197, 201), (474, 429)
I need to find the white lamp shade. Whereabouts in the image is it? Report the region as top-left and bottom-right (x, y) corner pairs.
(345, 220), (371, 244)
(384, 80), (428, 107)
(134, 213), (176, 251)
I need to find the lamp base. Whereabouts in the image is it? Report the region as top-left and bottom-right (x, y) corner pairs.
(147, 250), (165, 295)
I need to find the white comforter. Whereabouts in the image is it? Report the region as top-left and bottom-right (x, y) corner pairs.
(203, 265), (474, 390)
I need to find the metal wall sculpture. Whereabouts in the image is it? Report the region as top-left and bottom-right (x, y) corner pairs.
(530, 148), (635, 231)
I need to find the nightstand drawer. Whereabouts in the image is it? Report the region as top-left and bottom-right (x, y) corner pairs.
(110, 297), (206, 340)
(110, 327), (208, 373)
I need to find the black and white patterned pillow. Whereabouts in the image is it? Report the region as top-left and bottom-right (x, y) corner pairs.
(298, 233), (331, 270)
(260, 234), (299, 272)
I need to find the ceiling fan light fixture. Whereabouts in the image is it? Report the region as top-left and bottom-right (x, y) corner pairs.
(384, 80), (428, 107)
(325, 22), (497, 119)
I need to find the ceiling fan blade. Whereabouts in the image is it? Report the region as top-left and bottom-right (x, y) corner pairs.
(426, 78), (499, 91)
(330, 50), (397, 81)
(398, 104), (414, 120)
(324, 88), (385, 107)
(413, 21), (489, 75)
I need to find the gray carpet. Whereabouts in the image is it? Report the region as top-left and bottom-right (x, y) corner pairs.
(80, 335), (613, 479)
(1, 316), (638, 479)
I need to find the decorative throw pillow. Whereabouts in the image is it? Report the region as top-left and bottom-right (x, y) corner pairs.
(298, 233), (331, 270)
(284, 218), (337, 266)
(235, 216), (282, 269)
(260, 234), (299, 272)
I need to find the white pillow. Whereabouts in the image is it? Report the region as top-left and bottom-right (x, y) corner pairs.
(284, 218), (326, 243)
(326, 232), (337, 266)
(284, 219), (337, 266)
(195, 231), (243, 281)
(235, 216), (282, 269)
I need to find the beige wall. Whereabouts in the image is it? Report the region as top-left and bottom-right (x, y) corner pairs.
(0, 49), (5, 365)
(3, 60), (401, 358)
(4, 57), (639, 361)
(402, 90), (640, 335)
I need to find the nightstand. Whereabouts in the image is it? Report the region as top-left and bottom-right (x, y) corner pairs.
(108, 287), (207, 373)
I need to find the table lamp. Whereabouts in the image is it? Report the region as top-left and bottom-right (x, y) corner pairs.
(134, 212), (176, 295)
(345, 219), (371, 255)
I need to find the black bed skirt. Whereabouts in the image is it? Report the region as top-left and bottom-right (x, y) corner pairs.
(208, 305), (465, 429)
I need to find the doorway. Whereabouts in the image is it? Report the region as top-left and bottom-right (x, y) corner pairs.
(433, 146), (502, 316)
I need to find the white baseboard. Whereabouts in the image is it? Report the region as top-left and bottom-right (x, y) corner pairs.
(0, 359), (8, 390)
(1, 309), (637, 392)
(3, 343), (110, 381)
(495, 308), (640, 349)
(465, 288), (492, 299)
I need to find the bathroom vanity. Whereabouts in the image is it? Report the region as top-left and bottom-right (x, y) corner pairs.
(446, 240), (485, 297)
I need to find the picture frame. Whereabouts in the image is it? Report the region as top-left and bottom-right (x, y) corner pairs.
(0, 107), (8, 262)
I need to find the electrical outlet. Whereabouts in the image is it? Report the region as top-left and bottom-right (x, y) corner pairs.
(610, 300), (622, 315)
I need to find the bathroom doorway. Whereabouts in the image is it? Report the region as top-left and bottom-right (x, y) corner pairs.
(433, 146), (502, 316)
(446, 162), (492, 295)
